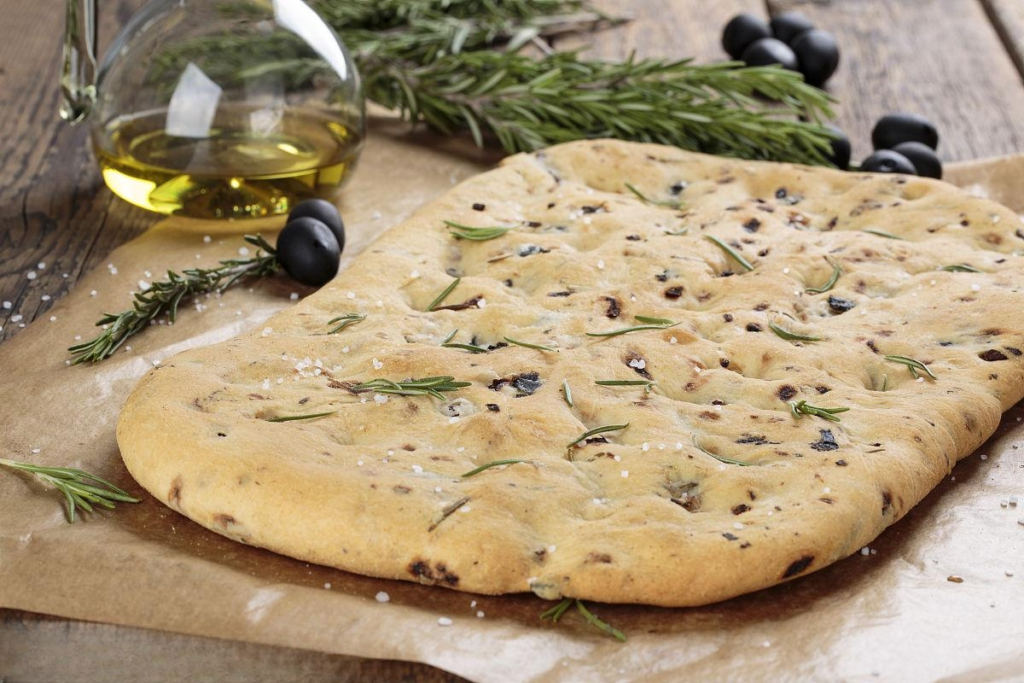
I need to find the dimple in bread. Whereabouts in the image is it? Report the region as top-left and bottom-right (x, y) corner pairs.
(117, 140), (1024, 607)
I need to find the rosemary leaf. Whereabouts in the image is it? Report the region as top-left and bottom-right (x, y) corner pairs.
(595, 379), (655, 394)
(884, 354), (937, 380)
(461, 459), (527, 477)
(266, 411), (336, 422)
(575, 600), (627, 642)
(567, 422), (629, 452)
(327, 313), (366, 334)
(768, 320), (821, 342)
(691, 435), (751, 466)
(805, 260), (842, 294)
(428, 495), (470, 532)
(586, 316), (678, 338)
(862, 228), (904, 241)
(704, 234), (754, 272)
(634, 315), (675, 325)
(625, 183), (683, 209)
(540, 598), (573, 623)
(440, 329), (489, 353)
(939, 264), (981, 273)
(445, 220), (516, 241)
(504, 336), (556, 352)
(664, 228), (688, 236)
(0, 458), (140, 523)
(562, 379), (573, 407)
(352, 376), (471, 400)
(444, 342), (490, 353)
(788, 399), (850, 422)
(428, 277), (462, 311)
(68, 235), (279, 364)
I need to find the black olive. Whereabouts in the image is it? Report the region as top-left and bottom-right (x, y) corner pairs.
(722, 14), (771, 59)
(287, 199), (345, 253)
(892, 141), (943, 179)
(791, 29), (840, 87)
(826, 126), (851, 170)
(872, 113), (939, 151)
(741, 38), (799, 71)
(770, 11), (814, 45)
(860, 150), (918, 175)
(276, 217), (341, 287)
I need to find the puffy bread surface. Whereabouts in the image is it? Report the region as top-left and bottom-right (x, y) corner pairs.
(118, 140), (1024, 606)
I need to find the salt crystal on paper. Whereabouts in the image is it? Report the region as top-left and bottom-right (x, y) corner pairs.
(376, 591), (390, 603)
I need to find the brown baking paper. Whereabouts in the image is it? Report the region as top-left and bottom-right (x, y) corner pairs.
(1, 124), (1023, 682)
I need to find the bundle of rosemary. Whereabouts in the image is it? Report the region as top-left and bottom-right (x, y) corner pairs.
(153, 0), (836, 164)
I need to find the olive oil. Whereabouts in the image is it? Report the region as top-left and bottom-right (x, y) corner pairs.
(93, 107), (362, 219)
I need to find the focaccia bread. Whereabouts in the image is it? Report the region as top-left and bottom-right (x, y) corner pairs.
(118, 140), (1024, 607)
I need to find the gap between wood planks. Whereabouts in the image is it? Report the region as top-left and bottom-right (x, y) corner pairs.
(980, 0), (1024, 84)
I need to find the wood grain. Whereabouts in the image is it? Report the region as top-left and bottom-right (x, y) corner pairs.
(767, 0), (1024, 165)
(558, 0), (765, 59)
(0, 0), (154, 345)
(983, 0), (1024, 79)
(3, 0), (1024, 680)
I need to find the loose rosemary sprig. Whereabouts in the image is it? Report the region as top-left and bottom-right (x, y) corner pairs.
(153, 1), (838, 164)
(806, 260), (842, 294)
(704, 234), (754, 272)
(768, 320), (821, 343)
(265, 411), (336, 422)
(624, 183), (683, 209)
(586, 316), (678, 338)
(540, 598), (626, 642)
(440, 329), (489, 353)
(461, 459), (527, 477)
(939, 264), (981, 273)
(788, 399), (850, 422)
(327, 313), (366, 334)
(567, 423), (629, 454)
(352, 376), (471, 399)
(68, 235), (279, 364)
(0, 458), (140, 523)
(445, 220), (516, 241)
(884, 355), (937, 380)
(428, 277), (462, 311)
(503, 336), (556, 352)
(691, 434), (751, 466)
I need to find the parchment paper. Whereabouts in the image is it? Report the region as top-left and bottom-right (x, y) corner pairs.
(1, 123), (1022, 682)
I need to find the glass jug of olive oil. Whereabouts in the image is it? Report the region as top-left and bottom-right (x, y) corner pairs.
(61, 0), (365, 219)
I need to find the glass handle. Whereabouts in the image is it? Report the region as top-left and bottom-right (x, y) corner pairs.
(60, 0), (98, 123)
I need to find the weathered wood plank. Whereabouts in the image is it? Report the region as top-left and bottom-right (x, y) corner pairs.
(0, 0), (153, 344)
(558, 0), (765, 60)
(982, 0), (1024, 80)
(768, 0), (1024, 165)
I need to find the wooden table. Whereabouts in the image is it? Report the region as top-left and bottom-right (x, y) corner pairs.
(3, 0), (1024, 680)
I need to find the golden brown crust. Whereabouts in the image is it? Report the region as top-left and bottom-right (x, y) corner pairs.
(117, 140), (1024, 606)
